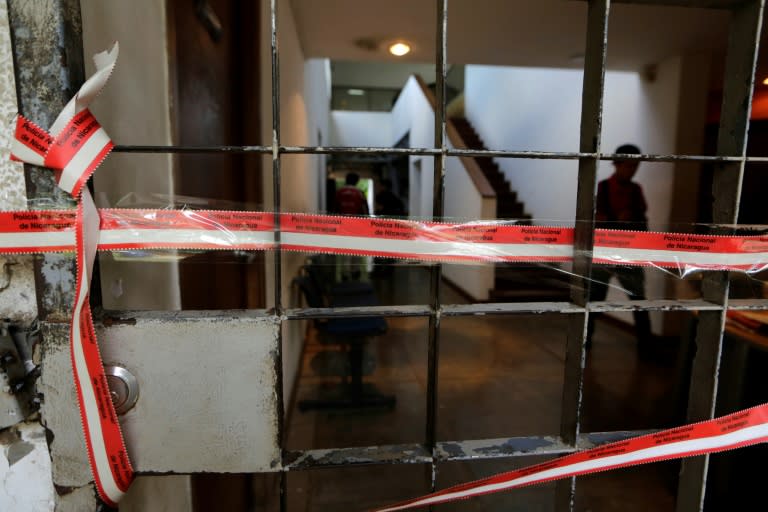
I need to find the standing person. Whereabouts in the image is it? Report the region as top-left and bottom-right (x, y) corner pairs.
(333, 173), (369, 280)
(372, 179), (405, 276)
(375, 179), (405, 217)
(335, 172), (369, 215)
(588, 144), (653, 356)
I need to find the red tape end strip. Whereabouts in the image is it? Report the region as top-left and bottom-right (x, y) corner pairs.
(373, 403), (768, 511)
(9, 43), (132, 506)
(70, 194), (133, 506)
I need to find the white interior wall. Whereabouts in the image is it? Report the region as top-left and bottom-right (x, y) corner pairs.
(305, 58), (332, 210)
(392, 76), (435, 219)
(81, 0), (181, 312)
(262, 0), (331, 411)
(442, 153), (496, 300)
(330, 111), (393, 147)
(330, 76), (494, 300)
(333, 61), (435, 89)
(465, 60), (684, 333)
(465, 65), (583, 222)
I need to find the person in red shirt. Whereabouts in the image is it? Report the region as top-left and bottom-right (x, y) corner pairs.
(333, 173), (369, 280)
(334, 173), (369, 215)
(588, 144), (653, 356)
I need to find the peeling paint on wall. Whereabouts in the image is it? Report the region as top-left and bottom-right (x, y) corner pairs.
(0, 0), (26, 211)
(0, 0), (38, 326)
(1, 3), (63, 511)
(41, 313), (281, 478)
(0, 423), (56, 512)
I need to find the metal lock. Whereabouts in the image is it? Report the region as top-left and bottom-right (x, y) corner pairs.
(105, 365), (139, 415)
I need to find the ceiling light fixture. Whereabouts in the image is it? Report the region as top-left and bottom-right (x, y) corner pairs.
(763, 77), (768, 86)
(347, 89), (365, 96)
(388, 42), (411, 57)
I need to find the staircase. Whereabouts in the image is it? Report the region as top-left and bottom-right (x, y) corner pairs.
(450, 117), (530, 220)
(449, 117), (570, 302)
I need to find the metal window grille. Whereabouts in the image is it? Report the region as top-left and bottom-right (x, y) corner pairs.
(7, 0), (768, 510)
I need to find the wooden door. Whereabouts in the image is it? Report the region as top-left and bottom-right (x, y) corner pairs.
(169, 0), (265, 310)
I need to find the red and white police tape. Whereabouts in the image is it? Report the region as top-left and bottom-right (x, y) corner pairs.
(9, 43), (132, 506)
(5, 42), (768, 509)
(373, 403), (768, 511)
(0, 209), (767, 272)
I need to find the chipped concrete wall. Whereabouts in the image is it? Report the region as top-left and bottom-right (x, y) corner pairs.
(0, 2), (57, 510)
(1, 2), (191, 510)
(40, 313), (281, 483)
(5, 2), (282, 510)
(0, 0), (36, 325)
(0, 423), (56, 511)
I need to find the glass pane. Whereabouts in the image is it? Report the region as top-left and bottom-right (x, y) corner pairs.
(284, 317), (428, 450)
(438, 315), (565, 440)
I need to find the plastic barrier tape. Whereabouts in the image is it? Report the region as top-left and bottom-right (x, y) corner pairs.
(0, 209), (767, 272)
(6, 42), (768, 510)
(373, 403), (768, 511)
(9, 43), (132, 506)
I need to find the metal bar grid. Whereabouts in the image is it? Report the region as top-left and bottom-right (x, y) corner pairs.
(112, 143), (768, 164)
(265, 2), (766, 511)
(424, 0), (448, 485)
(555, 1), (611, 508)
(282, 429), (659, 471)
(676, 2), (765, 510)
(268, 1), (289, 508)
(279, 298), (730, 321)
(6, 0), (767, 510)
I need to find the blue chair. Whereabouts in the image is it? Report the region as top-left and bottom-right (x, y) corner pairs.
(294, 274), (395, 411)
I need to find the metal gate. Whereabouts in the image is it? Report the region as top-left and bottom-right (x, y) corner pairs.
(3, 0), (767, 510)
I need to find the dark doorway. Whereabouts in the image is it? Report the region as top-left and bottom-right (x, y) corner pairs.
(169, 0), (265, 311)
(698, 119), (768, 226)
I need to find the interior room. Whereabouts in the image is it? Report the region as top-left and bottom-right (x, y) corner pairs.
(1, 1), (767, 511)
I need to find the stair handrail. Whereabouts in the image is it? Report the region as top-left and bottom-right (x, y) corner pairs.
(413, 75), (496, 198)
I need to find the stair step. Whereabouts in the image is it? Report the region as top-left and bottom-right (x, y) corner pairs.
(496, 192), (519, 201)
(483, 167), (503, 176)
(498, 211), (525, 219)
(485, 176), (508, 186)
(451, 117), (533, 225)
(495, 265), (565, 279)
(476, 156), (494, 166)
(454, 129), (477, 139)
(479, 164), (500, 175)
(496, 215), (532, 223)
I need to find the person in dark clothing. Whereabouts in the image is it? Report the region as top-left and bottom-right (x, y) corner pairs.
(333, 173), (369, 280)
(372, 179), (405, 276)
(375, 179), (405, 217)
(335, 172), (369, 215)
(588, 144), (653, 355)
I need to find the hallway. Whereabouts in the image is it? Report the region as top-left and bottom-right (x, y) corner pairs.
(283, 264), (681, 511)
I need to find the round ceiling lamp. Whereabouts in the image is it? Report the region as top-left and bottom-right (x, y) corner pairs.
(388, 42), (411, 57)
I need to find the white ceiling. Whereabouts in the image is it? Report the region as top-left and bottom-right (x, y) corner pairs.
(290, 0), (731, 71)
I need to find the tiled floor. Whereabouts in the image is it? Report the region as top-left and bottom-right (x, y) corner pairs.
(279, 265), (683, 511)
